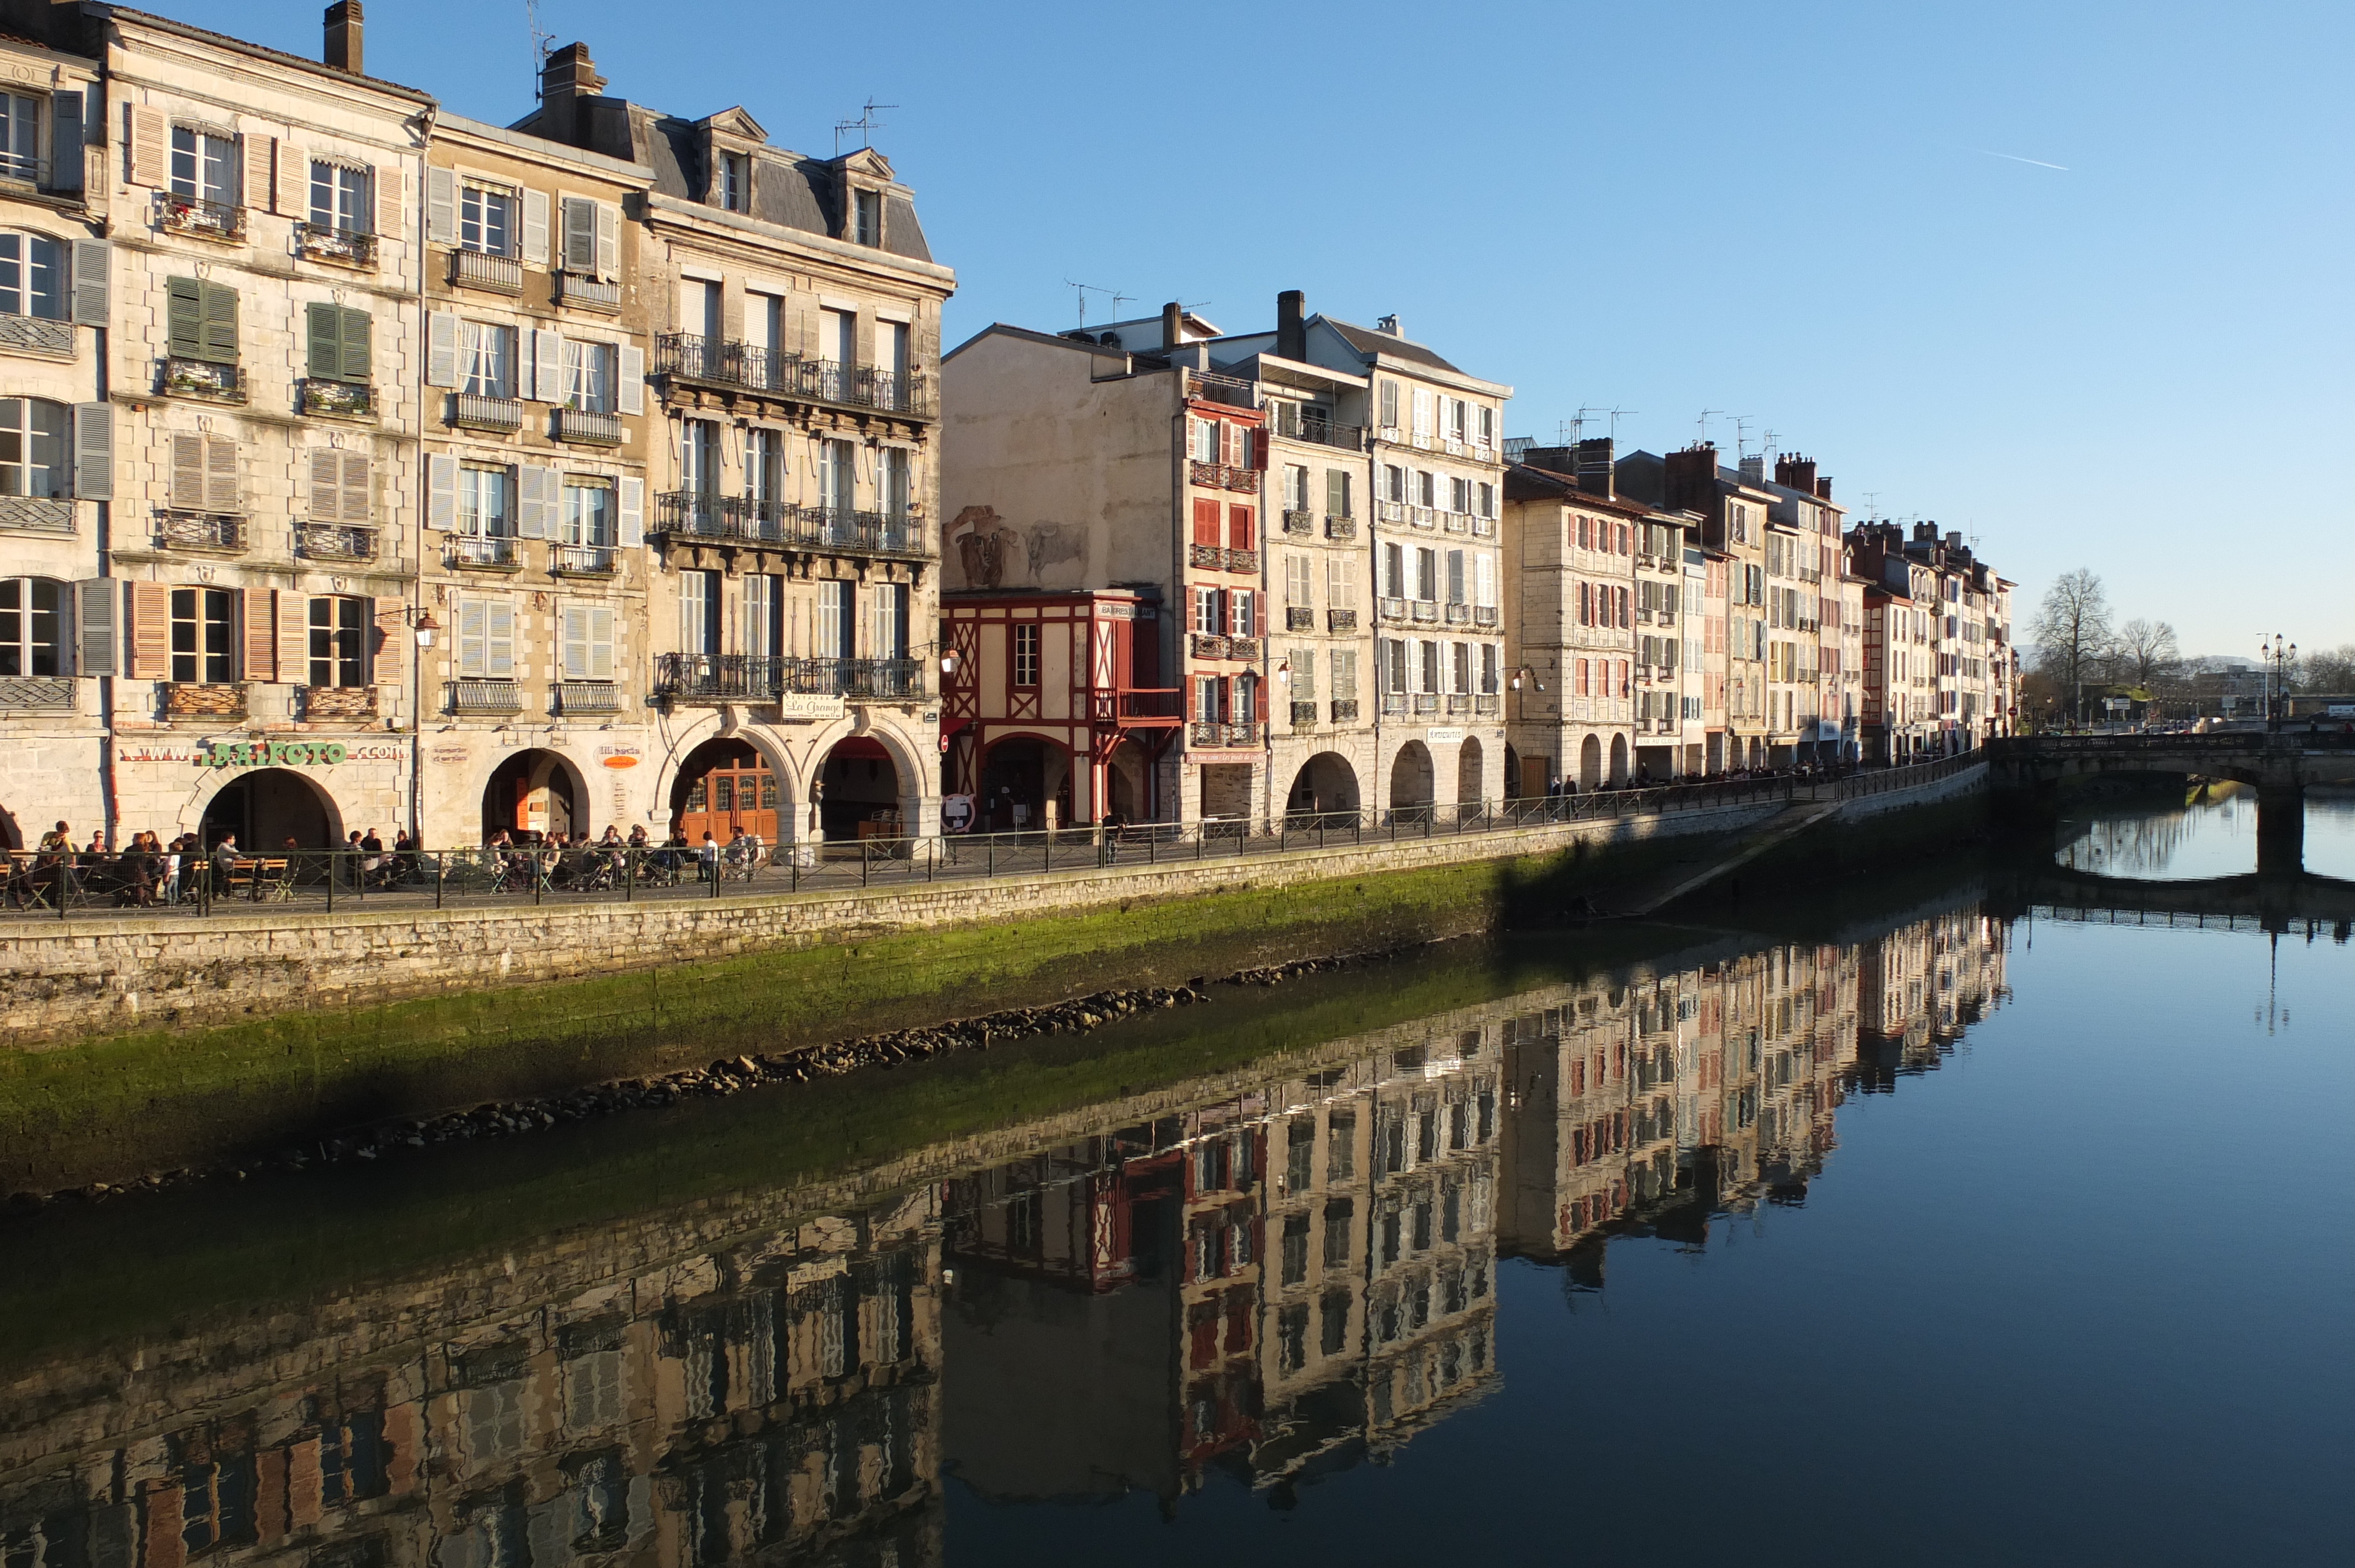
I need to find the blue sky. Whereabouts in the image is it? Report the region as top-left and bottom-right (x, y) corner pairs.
(176, 0), (2352, 656)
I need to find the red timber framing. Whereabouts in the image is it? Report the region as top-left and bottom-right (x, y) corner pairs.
(939, 589), (1184, 824)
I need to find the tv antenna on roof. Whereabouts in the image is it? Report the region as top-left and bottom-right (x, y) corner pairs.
(1606, 407), (1634, 439)
(1733, 415), (1757, 460)
(1696, 408), (1723, 444)
(1063, 280), (1129, 328)
(834, 98), (897, 154)
(524, 0), (555, 87)
(1862, 490), (1882, 520)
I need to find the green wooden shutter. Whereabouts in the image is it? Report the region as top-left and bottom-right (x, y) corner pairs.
(340, 307), (372, 382)
(306, 301), (341, 379)
(200, 281), (238, 364)
(166, 277), (203, 358)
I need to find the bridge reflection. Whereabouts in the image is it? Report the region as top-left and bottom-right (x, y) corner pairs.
(1994, 860), (2355, 938)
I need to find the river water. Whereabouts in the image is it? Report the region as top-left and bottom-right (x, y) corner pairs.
(2, 802), (2350, 1566)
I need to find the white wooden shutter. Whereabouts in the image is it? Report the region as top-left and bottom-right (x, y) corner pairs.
(425, 167), (457, 244)
(521, 187), (550, 265)
(560, 603), (588, 680)
(276, 146), (306, 218)
(589, 604), (615, 680)
(560, 197), (595, 271)
(341, 453), (371, 523)
(204, 436), (239, 513)
(51, 92), (83, 191)
(457, 597), (486, 677)
(374, 165), (399, 239)
(373, 597), (406, 693)
(617, 476), (644, 547)
(127, 105), (165, 187)
(78, 579), (115, 677)
(595, 200), (619, 279)
(486, 600), (516, 678)
(243, 135), (273, 212)
(168, 434), (206, 510)
(72, 402), (111, 500)
(426, 310), (460, 388)
(518, 464), (555, 539)
(530, 328), (563, 403)
(69, 239), (108, 324)
(307, 449), (343, 522)
(426, 452), (458, 530)
(274, 589), (307, 685)
(617, 344), (644, 414)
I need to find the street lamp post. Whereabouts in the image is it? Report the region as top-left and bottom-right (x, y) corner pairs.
(2259, 634), (2296, 732)
(407, 609), (440, 846)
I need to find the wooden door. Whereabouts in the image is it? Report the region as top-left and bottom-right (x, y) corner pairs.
(676, 751), (780, 844)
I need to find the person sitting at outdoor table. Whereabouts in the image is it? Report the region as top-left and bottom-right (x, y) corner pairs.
(210, 833), (246, 895)
(360, 828), (385, 884)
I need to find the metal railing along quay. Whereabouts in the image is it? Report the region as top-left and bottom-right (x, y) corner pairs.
(1, 754), (1985, 923)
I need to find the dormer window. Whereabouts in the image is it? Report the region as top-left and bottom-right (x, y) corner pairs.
(718, 152), (748, 213)
(854, 188), (881, 246)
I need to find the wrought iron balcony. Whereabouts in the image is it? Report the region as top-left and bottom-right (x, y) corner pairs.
(1325, 515), (1358, 541)
(1189, 720), (1259, 748)
(1410, 600), (1439, 624)
(1473, 606), (1500, 627)
(1382, 693), (1408, 715)
(1331, 697), (1360, 722)
(301, 685), (377, 720)
(1412, 693), (1440, 714)
(1378, 500), (1405, 523)
(1188, 633), (1260, 661)
(301, 379), (374, 419)
(447, 679), (522, 713)
(1472, 514), (1496, 537)
(0, 311), (73, 357)
(553, 406), (623, 445)
(1185, 371), (1260, 409)
(446, 534), (520, 570)
(1445, 693), (1470, 714)
(651, 334), (934, 417)
(654, 653), (924, 702)
(1266, 408), (1364, 451)
(1282, 509), (1316, 536)
(555, 680), (624, 715)
(157, 513), (246, 552)
(161, 357), (243, 402)
(294, 222), (377, 267)
(1327, 608), (1358, 632)
(648, 493), (927, 559)
(1445, 603), (1470, 624)
(550, 544), (617, 576)
(1286, 606), (1315, 631)
(164, 682), (246, 719)
(1409, 506), (1437, 530)
(1443, 511), (1471, 534)
(450, 247), (523, 294)
(1291, 700), (1319, 727)
(0, 496), (75, 534)
(1112, 689), (1186, 720)
(1378, 597), (1408, 622)
(451, 393), (524, 433)
(1189, 460), (1260, 494)
(156, 192), (243, 241)
(553, 271), (622, 313)
(297, 522), (377, 562)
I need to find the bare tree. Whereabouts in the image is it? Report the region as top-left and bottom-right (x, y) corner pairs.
(2029, 568), (2113, 723)
(2300, 643), (2355, 693)
(2109, 617), (2180, 688)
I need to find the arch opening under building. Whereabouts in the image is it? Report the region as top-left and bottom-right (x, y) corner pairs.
(819, 735), (904, 841)
(1285, 752), (1361, 820)
(1388, 742), (1434, 813)
(671, 738), (782, 848)
(203, 768), (341, 850)
(1456, 737), (1484, 807)
(482, 749), (585, 844)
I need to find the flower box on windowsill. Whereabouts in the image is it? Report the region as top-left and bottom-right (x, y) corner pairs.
(446, 535), (522, 571)
(155, 193), (244, 242)
(297, 522), (377, 562)
(301, 379), (375, 420)
(294, 222), (377, 268)
(161, 357), (244, 403)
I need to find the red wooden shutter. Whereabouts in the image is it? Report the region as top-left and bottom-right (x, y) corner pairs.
(374, 597), (406, 693)
(1229, 505), (1253, 551)
(1192, 497), (1220, 547)
(246, 589), (280, 684)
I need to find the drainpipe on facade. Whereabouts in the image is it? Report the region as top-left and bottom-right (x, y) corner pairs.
(92, 218), (116, 851)
(1170, 397), (1186, 826)
(408, 105), (437, 847)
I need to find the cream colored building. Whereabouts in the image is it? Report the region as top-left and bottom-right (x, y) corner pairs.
(510, 42), (955, 847)
(0, 16), (108, 851)
(92, 4), (428, 850)
(414, 86), (655, 847)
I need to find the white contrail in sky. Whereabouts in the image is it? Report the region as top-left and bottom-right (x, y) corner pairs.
(1976, 148), (2069, 171)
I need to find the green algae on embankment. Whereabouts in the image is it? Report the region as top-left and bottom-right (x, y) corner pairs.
(0, 838), (1695, 1194)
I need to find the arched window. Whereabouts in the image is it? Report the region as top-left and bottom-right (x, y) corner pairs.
(0, 397), (68, 497)
(0, 577), (71, 676)
(0, 230), (64, 319)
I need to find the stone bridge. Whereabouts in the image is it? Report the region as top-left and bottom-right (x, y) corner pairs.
(1986, 732), (2355, 872)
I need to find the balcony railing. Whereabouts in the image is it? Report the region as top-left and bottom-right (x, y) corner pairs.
(1188, 633), (1261, 661)
(1189, 721), (1259, 748)
(1442, 511), (1471, 534)
(1472, 514), (1497, 538)
(157, 513), (246, 552)
(1409, 506), (1437, 530)
(161, 357), (243, 401)
(555, 681), (625, 715)
(1445, 603), (1470, 624)
(1410, 600), (1439, 623)
(0, 311), (74, 357)
(1378, 500), (1405, 523)
(1412, 693), (1440, 714)
(1325, 515), (1358, 541)
(553, 271), (622, 313)
(1331, 697), (1360, 722)
(1378, 597), (1408, 622)
(452, 393), (524, 433)
(164, 682), (246, 719)
(1185, 371), (1260, 409)
(1473, 606), (1500, 627)
(0, 496), (75, 534)
(1286, 606), (1315, 631)
(0, 676), (75, 710)
(301, 685), (377, 721)
(1282, 509), (1316, 536)
(550, 544), (617, 576)
(1290, 700), (1319, 727)
(1188, 460), (1261, 494)
(1382, 693), (1408, 715)
(651, 334), (934, 417)
(301, 379), (374, 419)
(648, 493), (926, 558)
(654, 653), (925, 702)
(1267, 409), (1365, 451)
(450, 248), (524, 294)
(447, 534), (520, 569)
(1328, 608), (1358, 632)
(1112, 689), (1186, 721)
(297, 522), (377, 562)
(294, 222), (376, 267)
(553, 406), (623, 445)
(1445, 693), (1470, 714)
(157, 193), (243, 241)
(447, 679), (523, 713)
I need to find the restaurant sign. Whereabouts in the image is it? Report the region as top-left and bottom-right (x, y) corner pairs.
(196, 739), (400, 769)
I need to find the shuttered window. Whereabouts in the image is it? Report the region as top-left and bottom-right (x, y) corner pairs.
(308, 595), (367, 687)
(165, 277), (238, 363)
(307, 450), (370, 523)
(560, 602), (615, 681)
(168, 586), (236, 683)
(304, 303), (371, 383)
(456, 597), (515, 679)
(559, 195), (598, 272)
(167, 433), (240, 513)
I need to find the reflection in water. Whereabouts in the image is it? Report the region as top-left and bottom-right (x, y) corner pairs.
(0, 911), (2013, 1566)
(2057, 783), (2355, 881)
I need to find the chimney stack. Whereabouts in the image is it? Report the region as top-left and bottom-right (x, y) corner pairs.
(1276, 290), (1306, 361)
(1946, 530), (1963, 551)
(1775, 454), (1819, 497)
(1160, 301), (1183, 351)
(538, 42), (607, 148)
(1663, 444), (1717, 514)
(1376, 313), (1402, 337)
(323, 1), (362, 74)
(1815, 476), (1832, 501)
(1737, 454), (1765, 487)
(1573, 437), (1616, 500)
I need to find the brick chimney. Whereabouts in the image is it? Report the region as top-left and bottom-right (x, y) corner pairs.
(1159, 301), (1182, 351)
(323, 1), (361, 74)
(1663, 444), (1718, 514)
(1775, 454), (1818, 497)
(1815, 476), (1832, 501)
(1276, 290), (1305, 361)
(538, 42), (607, 148)
(1573, 437), (1615, 500)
